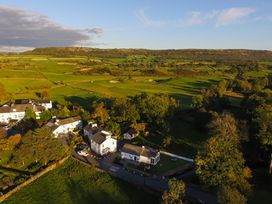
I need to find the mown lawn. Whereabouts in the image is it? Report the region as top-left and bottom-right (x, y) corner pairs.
(150, 154), (191, 175)
(134, 120), (208, 158)
(3, 158), (159, 204)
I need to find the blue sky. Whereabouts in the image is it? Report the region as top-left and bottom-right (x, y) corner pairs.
(0, 0), (272, 50)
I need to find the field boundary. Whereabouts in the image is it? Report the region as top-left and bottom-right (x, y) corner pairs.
(160, 151), (194, 162)
(0, 156), (69, 203)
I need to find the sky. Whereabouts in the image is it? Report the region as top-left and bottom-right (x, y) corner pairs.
(0, 0), (272, 51)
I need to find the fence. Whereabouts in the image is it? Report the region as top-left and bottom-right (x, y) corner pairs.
(0, 156), (69, 203)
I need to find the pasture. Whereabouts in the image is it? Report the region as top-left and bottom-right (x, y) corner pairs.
(3, 158), (158, 204)
(0, 54), (223, 109)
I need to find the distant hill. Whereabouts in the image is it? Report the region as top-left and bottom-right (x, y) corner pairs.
(24, 47), (272, 61)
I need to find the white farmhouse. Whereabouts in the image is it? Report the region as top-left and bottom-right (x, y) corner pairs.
(14, 99), (53, 110)
(0, 104), (43, 124)
(46, 116), (82, 137)
(91, 130), (117, 156)
(120, 144), (160, 165)
(33, 99), (53, 110)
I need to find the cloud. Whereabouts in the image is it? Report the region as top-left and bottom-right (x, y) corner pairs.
(178, 10), (219, 27)
(0, 6), (103, 51)
(216, 7), (255, 26)
(135, 8), (165, 27)
(254, 16), (272, 22)
(85, 27), (104, 35)
(178, 7), (255, 27)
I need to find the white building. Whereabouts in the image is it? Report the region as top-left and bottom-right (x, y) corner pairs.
(120, 144), (160, 165)
(33, 99), (53, 110)
(0, 104), (43, 123)
(14, 99), (53, 110)
(83, 122), (99, 142)
(46, 116), (82, 137)
(91, 130), (117, 156)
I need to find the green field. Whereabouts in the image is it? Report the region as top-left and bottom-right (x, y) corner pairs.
(150, 154), (191, 175)
(0, 54), (224, 109)
(3, 158), (158, 204)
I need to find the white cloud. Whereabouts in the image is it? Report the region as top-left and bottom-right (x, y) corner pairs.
(254, 16), (272, 22)
(178, 10), (218, 27)
(177, 7), (255, 27)
(0, 5), (104, 50)
(216, 7), (255, 26)
(135, 8), (166, 27)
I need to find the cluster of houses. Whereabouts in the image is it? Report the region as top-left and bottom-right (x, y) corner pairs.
(0, 99), (52, 123)
(83, 122), (160, 165)
(0, 99), (160, 166)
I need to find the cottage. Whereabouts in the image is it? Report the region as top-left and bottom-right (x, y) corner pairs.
(46, 116), (82, 137)
(91, 130), (117, 156)
(120, 144), (160, 165)
(123, 128), (138, 140)
(14, 99), (53, 110)
(83, 122), (99, 142)
(0, 104), (44, 123)
(33, 99), (53, 110)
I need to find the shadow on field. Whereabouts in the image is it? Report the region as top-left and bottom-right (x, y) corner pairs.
(64, 96), (99, 110)
(169, 94), (192, 109)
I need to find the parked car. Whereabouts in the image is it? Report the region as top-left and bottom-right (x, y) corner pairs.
(77, 149), (89, 157)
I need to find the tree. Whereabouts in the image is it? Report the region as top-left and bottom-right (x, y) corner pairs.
(196, 113), (251, 199)
(25, 108), (37, 120)
(105, 121), (121, 136)
(39, 110), (52, 124)
(162, 178), (185, 204)
(58, 106), (70, 118)
(92, 102), (110, 125)
(10, 127), (68, 167)
(254, 104), (272, 174)
(191, 95), (204, 109)
(40, 90), (49, 99)
(162, 136), (172, 148)
(110, 98), (140, 124)
(7, 134), (22, 149)
(132, 93), (177, 130)
(217, 186), (246, 204)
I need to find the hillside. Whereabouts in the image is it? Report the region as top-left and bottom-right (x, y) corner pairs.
(25, 47), (272, 61)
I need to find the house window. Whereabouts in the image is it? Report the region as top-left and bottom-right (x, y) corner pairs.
(151, 158), (155, 164)
(134, 156), (137, 161)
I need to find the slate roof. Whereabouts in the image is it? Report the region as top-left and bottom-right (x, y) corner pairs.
(121, 144), (159, 158)
(33, 99), (51, 104)
(57, 116), (81, 126)
(91, 131), (110, 145)
(0, 104), (44, 113)
(46, 122), (59, 132)
(127, 128), (138, 136)
(46, 116), (81, 132)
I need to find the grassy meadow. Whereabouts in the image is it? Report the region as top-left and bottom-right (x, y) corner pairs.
(0, 54), (224, 108)
(3, 158), (158, 204)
